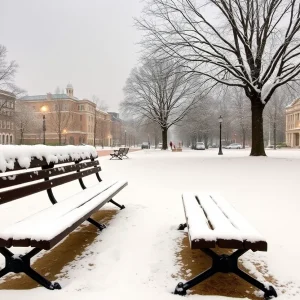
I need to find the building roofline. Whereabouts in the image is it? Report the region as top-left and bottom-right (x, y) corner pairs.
(0, 89), (16, 98)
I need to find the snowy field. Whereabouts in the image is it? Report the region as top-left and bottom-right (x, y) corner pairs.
(1, 148), (300, 300)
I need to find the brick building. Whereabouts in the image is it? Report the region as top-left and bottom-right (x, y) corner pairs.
(20, 84), (122, 146)
(286, 98), (300, 147)
(0, 90), (15, 144)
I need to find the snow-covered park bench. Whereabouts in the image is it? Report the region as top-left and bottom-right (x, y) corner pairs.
(110, 147), (129, 160)
(0, 145), (127, 290)
(175, 193), (277, 299)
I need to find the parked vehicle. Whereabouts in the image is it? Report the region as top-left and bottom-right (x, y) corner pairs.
(141, 142), (150, 149)
(157, 142), (163, 149)
(225, 143), (242, 149)
(195, 142), (205, 150)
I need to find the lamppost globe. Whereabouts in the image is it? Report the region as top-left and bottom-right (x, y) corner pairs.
(41, 105), (47, 113)
(218, 115), (223, 155)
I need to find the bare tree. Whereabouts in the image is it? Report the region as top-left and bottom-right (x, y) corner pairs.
(177, 95), (217, 148)
(92, 95), (109, 147)
(230, 88), (252, 148)
(121, 59), (202, 149)
(0, 45), (24, 112)
(49, 89), (72, 145)
(14, 101), (39, 144)
(264, 87), (291, 148)
(138, 0), (300, 155)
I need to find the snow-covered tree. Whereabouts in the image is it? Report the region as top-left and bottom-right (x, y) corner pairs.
(138, 0), (300, 155)
(121, 59), (203, 149)
(14, 101), (39, 144)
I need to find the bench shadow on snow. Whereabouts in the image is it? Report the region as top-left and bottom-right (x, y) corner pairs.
(175, 235), (284, 300)
(0, 210), (118, 290)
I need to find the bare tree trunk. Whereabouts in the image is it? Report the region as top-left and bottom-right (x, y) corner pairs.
(250, 102), (266, 156)
(273, 122), (277, 150)
(162, 127), (168, 150)
(154, 134), (158, 148)
(204, 133), (208, 149)
(242, 129), (246, 149)
(20, 129), (23, 144)
(59, 133), (62, 145)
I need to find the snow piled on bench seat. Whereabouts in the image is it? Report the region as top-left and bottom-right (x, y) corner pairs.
(0, 145), (98, 172)
(182, 193), (215, 245)
(0, 180), (127, 242)
(183, 192), (266, 245)
(209, 192), (266, 243)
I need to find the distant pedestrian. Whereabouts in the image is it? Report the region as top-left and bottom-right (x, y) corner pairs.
(169, 141), (173, 149)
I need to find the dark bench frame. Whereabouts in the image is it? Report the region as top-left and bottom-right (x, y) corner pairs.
(110, 147), (129, 160)
(175, 201), (277, 299)
(0, 155), (126, 290)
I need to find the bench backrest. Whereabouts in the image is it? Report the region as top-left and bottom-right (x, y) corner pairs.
(118, 148), (125, 155)
(123, 148), (129, 155)
(0, 146), (100, 206)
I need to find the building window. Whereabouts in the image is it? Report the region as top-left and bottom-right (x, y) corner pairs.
(11, 122), (13, 130)
(7, 122), (10, 129)
(10, 135), (13, 144)
(3, 121), (6, 129)
(80, 115), (82, 121)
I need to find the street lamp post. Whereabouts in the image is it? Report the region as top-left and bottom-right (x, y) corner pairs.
(148, 134), (150, 149)
(63, 129), (67, 145)
(218, 115), (223, 155)
(125, 130), (127, 147)
(40, 106), (47, 145)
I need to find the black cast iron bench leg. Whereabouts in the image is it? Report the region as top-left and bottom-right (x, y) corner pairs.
(87, 217), (107, 230)
(174, 248), (277, 299)
(110, 198), (125, 210)
(178, 223), (187, 230)
(0, 247), (61, 290)
(234, 268), (277, 299)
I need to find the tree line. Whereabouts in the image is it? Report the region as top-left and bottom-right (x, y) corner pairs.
(120, 0), (300, 155)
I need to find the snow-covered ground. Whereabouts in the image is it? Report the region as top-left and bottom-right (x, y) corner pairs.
(1, 148), (300, 300)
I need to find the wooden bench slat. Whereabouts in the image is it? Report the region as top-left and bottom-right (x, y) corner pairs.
(0, 180), (128, 249)
(182, 193), (216, 249)
(0, 161), (99, 189)
(196, 194), (244, 249)
(0, 166), (101, 205)
(209, 193), (267, 251)
(182, 193), (267, 251)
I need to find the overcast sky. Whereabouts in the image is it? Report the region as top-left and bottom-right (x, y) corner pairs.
(0, 0), (143, 111)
